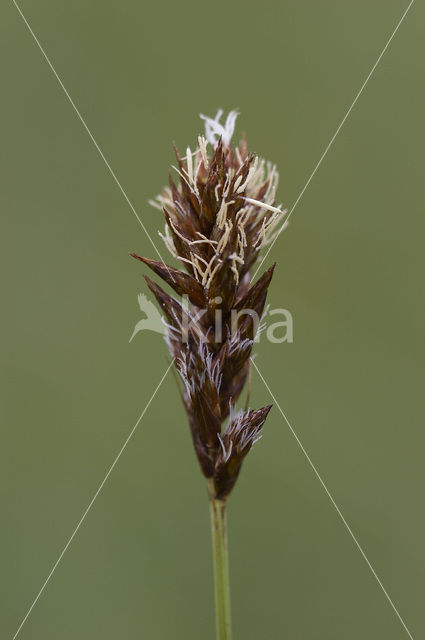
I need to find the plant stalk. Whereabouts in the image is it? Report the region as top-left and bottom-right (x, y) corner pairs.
(208, 482), (232, 640)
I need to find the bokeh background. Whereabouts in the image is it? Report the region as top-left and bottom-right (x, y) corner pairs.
(1, 1), (424, 638)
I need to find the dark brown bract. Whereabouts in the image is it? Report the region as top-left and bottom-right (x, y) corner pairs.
(132, 112), (286, 499)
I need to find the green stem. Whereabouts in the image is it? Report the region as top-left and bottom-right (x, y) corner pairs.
(208, 483), (232, 640)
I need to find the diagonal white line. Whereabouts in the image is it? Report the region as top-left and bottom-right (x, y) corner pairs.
(12, 0), (170, 270)
(253, 0), (415, 281)
(11, 360), (174, 640)
(251, 358), (414, 640)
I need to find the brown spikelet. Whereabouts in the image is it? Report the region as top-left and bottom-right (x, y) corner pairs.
(131, 111), (287, 499)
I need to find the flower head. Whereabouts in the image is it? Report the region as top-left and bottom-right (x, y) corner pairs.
(132, 110), (286, 499)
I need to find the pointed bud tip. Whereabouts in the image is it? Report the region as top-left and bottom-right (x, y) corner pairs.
(129, 252), (146, 263)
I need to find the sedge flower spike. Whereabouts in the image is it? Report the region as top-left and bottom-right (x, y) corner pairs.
(131, 110), (287, 500)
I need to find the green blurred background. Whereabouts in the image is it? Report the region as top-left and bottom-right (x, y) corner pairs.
(1, 1), (424, 638)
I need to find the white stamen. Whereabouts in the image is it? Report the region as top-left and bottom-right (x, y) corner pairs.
(170, 220), (191, 244)
(205, 261), (221, 290)
(216, 220), (233, 254)
(231, 260), (239, 285)
(186, 146), (193, 185)
(201, 255), (218, 286)
(228, 253), (244, 264)
(200, 109), (239, 148)
(148, 198), (162, 211)
(198, 135), (209, 168)
(243, 197), (288, 216)
(159, 226), (177, 258)
(233, 174), (243, 192)
(171, 164), (199, 197)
